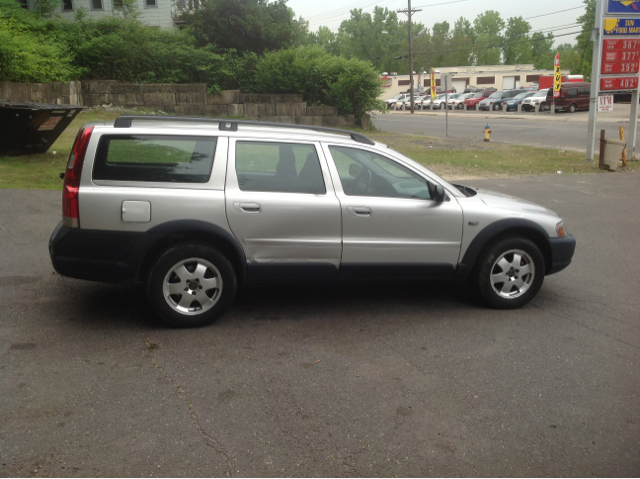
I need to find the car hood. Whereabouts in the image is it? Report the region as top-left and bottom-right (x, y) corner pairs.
(474, 188), (559, 217)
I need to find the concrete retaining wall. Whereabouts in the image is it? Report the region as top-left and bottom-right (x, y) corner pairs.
(0, 81), (355, 127)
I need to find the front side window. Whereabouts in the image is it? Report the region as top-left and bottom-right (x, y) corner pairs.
(488, 91), (504, 99)
(329, 146), (434, 200)
(235, 142), (326, 194)
(93, 135), (217, 183)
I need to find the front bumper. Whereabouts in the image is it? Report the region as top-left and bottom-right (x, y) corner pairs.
(547, 235), (576, 275)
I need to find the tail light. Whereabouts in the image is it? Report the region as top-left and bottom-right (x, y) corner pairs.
(62, 126), (93, 228)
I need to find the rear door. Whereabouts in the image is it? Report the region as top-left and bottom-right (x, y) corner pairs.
(225, 139), (342, 280)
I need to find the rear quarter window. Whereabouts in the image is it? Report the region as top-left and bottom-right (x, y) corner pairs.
(93, 135), (217, 183)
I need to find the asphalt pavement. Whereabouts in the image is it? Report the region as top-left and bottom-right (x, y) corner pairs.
(1, 173), (639, 477)
(373, 108), (640, 152)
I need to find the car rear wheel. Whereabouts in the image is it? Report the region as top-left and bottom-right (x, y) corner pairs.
(493, 103), (501, 111)
(147, 244), (237, 327)
(475, 237), (545, 309)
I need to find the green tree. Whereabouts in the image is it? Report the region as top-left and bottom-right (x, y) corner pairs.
(503, 16), (532, 64)
(448, 17), (474, 66)
(473, 11), (504, 65)
(530, 31), (555, 69)
(576, 0), (596, 78)
(179, 0), (298, 53)
(557, 43), (581, 74)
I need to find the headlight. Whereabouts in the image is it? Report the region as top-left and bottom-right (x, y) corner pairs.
(556, 221), (567, 238)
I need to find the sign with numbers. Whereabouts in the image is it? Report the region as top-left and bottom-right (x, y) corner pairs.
(600, 75), (640, 90)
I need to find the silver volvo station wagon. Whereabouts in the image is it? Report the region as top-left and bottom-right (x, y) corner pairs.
(49, 116), (576, 327)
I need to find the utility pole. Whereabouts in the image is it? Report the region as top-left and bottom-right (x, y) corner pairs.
(398, 0), (421, 114)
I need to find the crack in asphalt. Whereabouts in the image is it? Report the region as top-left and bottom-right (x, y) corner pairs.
(145, 338), (233, 477)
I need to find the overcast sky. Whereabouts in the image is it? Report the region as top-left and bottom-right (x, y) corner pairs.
(287, 0), (584, 46)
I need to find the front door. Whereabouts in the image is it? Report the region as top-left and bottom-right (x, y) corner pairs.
(322, 144), (463, 279)
(225, 139), (342, 280)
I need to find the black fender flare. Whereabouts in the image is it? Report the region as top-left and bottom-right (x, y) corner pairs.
(133, 220), (247, 283)
(454, 218), (552, 279)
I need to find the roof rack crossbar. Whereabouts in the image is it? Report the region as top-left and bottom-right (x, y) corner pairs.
(113, 115), (375, 145)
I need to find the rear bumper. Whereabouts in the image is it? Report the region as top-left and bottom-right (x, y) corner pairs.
(547, 235), (576, 275)
(49, 222), (148, 283)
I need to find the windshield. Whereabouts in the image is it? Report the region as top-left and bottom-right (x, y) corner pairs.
(488, 90), (504, 99)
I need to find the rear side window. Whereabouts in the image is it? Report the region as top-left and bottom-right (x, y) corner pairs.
(566, 88), (578, 98)
(235, 142), (326, 194)
(93, 135), (217, 183)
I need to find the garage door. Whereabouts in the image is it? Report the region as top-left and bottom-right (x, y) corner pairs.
(503, 76), (515, 89)
(452, 80), (467, 92)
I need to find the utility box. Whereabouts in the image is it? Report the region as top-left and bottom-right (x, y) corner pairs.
(0, 102), (85, 156)
(604, 138), (625, 171)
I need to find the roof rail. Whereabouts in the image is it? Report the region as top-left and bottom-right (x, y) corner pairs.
(113, 115), (375, 145)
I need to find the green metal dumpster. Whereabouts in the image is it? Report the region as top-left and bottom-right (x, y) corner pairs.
(0, 102), (86, 156)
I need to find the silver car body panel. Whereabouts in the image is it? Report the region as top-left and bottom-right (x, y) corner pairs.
(225, 138), (342, 268)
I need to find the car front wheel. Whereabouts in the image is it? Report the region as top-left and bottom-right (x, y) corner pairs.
(494, 103), (501, 111)
(475, 237), (545, 309)
(147, 244), (237, 327)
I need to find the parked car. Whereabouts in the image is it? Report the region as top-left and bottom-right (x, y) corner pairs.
(462, 90), (492, 110)
(419, 94), (446, 110)
(522, 89), (550, 111)
(385, 93), (409, 109)
(431, 93), (463, 110)
(448, 93), (475, 109)
(546, 82), (591, 113)
(504, 92), (535, 112)
(396, 92), (427, 110)
(479, 89), (527, 111)
(49, 115), (575, 327)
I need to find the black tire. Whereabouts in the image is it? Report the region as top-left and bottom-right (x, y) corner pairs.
(475, 236), (545, 309)
(540, 102), (546, 111)
(494, 103), (501, 111)
(146, 244), (237, 327)
(569, 103), (577, 113)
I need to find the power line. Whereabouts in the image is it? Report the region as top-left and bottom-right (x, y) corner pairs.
(523, 6), (583, 20)
(412, 0), (470, 8)
(305, 0), (383, 22)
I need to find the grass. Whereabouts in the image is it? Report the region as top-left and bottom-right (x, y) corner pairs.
(1, 109), (637, 190)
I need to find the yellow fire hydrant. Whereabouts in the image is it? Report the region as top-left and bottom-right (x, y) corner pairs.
(484, 124), (492, 142)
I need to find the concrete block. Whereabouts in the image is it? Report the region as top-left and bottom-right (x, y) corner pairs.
(174, 83), (207, 93)
(227, 104), (244, 117)
(244, 103), (275, 117)
(142, 84), (178, 93)
(271, 93), (304, 103)
(83, 93), (111, 107)
(322, 115), (355, 127)
(275, 102), (306, 117)
(295, 116), (324, 127)
(240, 93), (273, 104)
(307, 106), (339, 116)
(111, 83), (144, 95)
(203, 104), (230, 117)
(111, 93), (145, 106)
(207, 90), (240, 105)
(176, 91), (206, 105)
(81, 80), (118, 94)
(143, 92), (176, 106)
(261, 116), (293, 124)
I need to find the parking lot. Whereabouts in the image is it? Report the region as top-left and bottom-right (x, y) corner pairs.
(1, 172), (639, 477)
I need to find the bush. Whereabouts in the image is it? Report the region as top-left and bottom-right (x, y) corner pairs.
(253, 45), (385, 123)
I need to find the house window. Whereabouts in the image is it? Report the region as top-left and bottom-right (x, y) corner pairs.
(62, 0), (73, 10)
(91, 0), (103, 9)
(146, 0), (157, 6)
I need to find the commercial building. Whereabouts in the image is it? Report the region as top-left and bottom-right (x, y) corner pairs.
(379, 64), (571, 99)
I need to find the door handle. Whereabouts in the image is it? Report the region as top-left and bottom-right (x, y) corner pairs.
(348, 206), (371, 217)
(234, 202), (262, 214)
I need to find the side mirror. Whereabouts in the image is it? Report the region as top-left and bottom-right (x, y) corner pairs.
(434, 185), (446, 203)
(349, 163), (363, 177)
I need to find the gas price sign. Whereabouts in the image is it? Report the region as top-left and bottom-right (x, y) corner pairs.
(602, 38), (640, 73)
(600, 75), (640, 90)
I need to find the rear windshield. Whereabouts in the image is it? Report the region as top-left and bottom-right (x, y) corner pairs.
(93, 135), (217, 183)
